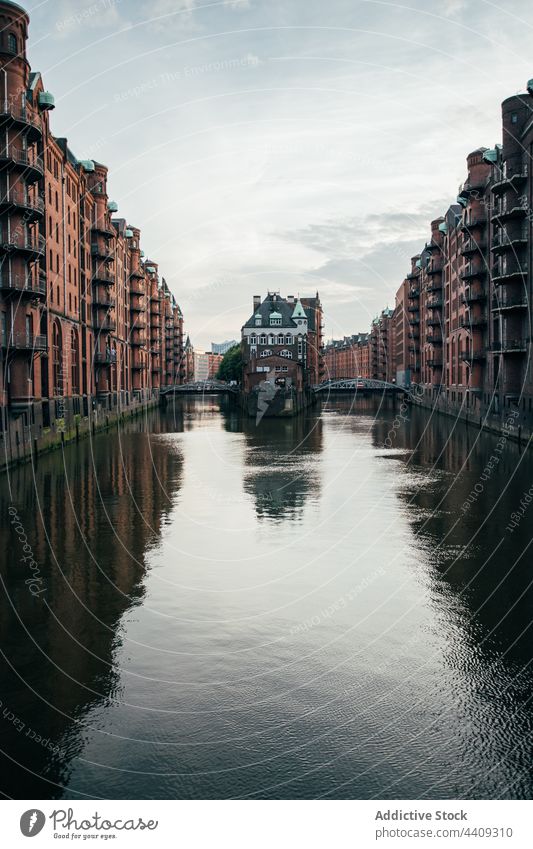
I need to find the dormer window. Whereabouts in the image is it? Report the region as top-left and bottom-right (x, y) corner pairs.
(7, 33), (17, 54)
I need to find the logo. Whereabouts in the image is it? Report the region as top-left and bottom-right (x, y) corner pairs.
(20, 810), (46, 837)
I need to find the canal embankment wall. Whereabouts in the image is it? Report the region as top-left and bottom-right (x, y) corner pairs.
(1, 392), (160, 473)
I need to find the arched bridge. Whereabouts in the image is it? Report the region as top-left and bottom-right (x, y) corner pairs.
(160, 380), (240, 397)
(313, 379), (409, 394)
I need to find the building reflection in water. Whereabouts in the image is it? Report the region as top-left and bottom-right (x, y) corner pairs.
(364, 398), (533, 799)
(0, 419), (183, 799)
(239, 412), (323, 522)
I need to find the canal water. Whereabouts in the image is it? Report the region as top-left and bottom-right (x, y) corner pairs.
(1, 396), (532, 800)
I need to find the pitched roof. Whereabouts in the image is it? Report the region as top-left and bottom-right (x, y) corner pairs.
(243, 293), (299, 329)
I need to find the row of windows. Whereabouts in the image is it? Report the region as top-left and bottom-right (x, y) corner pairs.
(250, 334), (294, 345)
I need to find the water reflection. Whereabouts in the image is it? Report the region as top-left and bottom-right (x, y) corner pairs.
(0, 422), (183, 798)
(0, 396), (532, 800)
(241, 413), (323, 521)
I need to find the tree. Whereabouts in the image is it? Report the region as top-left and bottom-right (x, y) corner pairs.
(216, 344), (243, 383)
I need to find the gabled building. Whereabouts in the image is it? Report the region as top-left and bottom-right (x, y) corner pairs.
(241, 292), (322, 392)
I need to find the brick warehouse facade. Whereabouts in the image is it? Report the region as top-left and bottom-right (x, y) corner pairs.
(0, 1), (187, 467)
(325, 78), (533, 437)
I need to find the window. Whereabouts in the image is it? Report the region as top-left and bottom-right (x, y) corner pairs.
(7, 33), (17, 53)
(260, 349), (272, 358)
(270, 317), (281, 326)
(268, 334), (275, 345)
(511, 112), (518, 124)
(259, 334), (267, 344)
(279, 349), (293, 359)
(255, 318), (261, 326)
(250, 335), (256, 345)
(278, 334), (284, 344)
(285, 335), (291, 344)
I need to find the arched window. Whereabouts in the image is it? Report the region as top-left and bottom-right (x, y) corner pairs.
(260, 349), (272, 358)
(277, 334), (284, 345)
(279, 349), (293, 359)
(250, 335), (256, 345)
(7, 33), (17, 54)
(268, 334), (275, 345)
(285, 335), (292, 345)
(259, 334), (267, 344)
(71, 328), (79, 395)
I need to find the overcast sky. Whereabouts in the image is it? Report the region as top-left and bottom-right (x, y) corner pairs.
(24, 0), (533, 349)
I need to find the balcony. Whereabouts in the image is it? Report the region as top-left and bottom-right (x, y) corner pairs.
(130, 300), (145, 312)
(132, 362), (148, 370)
(426, 264), (443, 276)
(426, 358), (443, 368)
(91, 243), (114, 262)
(491, 201), (527, 222)
(426, 282), (442, 293)
(459, 178), (487, 198)
(427, 318), (441, 327)
(491, 164), (528, 194)
(462, 349), (486, 362)
(492, 263), (527, 285)
(94, 350), (117, 365)
(92, 222), (115, 238)
(0, 190), (44, 218)
(406, 271), (420, 280)
(491, 230), (527, 252)
(0, 272), (46, 299)
(409, 317), (420, 325)
(92, 270), (115, 285)
(130, 336), (146, 347)
(491, 339), (528, 354)
(426, 298), (443, 309)
(461, 238), (486, 257)
(459, 315), (487, 329)
(460, 215), (486, 231)
(0, 104), (43, 140)
(426, 334), (443, 344)
(460, 266), (487, 281)
(0, 147), (43, 181)
(93, 317), (116, 332)
(132, 320), (146, 330)
(130, 268), (145, 280)
(462, 289), (486, 305)
(491, 296), (528, 312)
(408, 288), (420, 298)
(0, 232), (46, 257)
(92, 293), (115, 308)
(408, 305), (419, 313)
(1, 332), (47, 352)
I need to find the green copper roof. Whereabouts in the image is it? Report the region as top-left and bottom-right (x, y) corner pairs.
(125, 229), (134, 238)
(292, 299), (307, 319)
(439, 222), (448, 234)
(38, 91), (55, 110)
(79, 159), (95, 172)
(270, 310), (282, 319)
(107, 200), (118, 213)
(482, 148), (498, 163)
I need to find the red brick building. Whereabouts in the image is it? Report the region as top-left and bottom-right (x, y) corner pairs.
(241, 292), (323, 392)
(0, 0), (187, 465)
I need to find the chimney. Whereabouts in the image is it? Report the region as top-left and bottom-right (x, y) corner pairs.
(287, 295), (295, 304)
(253, 295), (261, 311)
